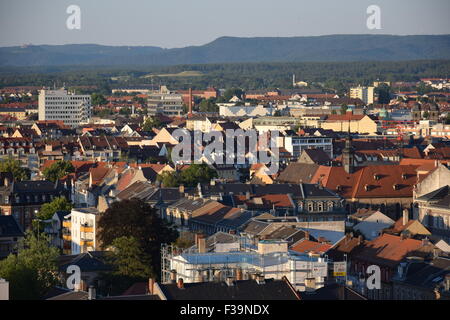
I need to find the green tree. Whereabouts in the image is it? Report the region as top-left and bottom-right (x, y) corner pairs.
(97, 199), (179, 280)
(91, 93), (108, 106)
(142, 116), (162, 131)
(340, 104), (348, 115)
(37, 196), (72, 220)
(198, 98), (218, 112)
(0, 231), (61, 300)
(179, 163), (218, 187)
(107, 236), (152, 278)
(157, 171), (180, 187)
(0, 158), (30, 181)
(223, 88), (243, 101)
(375, 83), (392, 104)
(42, 160), (74, 182)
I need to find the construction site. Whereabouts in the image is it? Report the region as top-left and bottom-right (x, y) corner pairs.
(161, 232), (329, 291)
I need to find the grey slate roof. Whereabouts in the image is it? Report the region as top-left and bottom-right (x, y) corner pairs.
(159, 278), (300, 300)
(0, 215), (24, 237)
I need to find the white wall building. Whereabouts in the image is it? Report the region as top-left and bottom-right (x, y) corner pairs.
(349, 86), (374, 105)
(167, 239), (328, 291)
(38, 88), (91, 127)
(70, 207), (100, 255)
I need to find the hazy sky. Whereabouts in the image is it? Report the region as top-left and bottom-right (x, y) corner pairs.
(0, 0), (449, 48)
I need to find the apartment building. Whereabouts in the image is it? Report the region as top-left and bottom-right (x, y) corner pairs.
(147, 86), (184, 116)
(70, 207), (100, 255)
(349, 86), (374, 105)
(38, 88), (91, 128)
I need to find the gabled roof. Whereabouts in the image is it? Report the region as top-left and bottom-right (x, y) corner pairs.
(0, 215), (24, 237)
(312, 165), (418, 199)
(300, 283), (367, 300)
(291, 239), (332, 254)
(353, 234), (431, 268)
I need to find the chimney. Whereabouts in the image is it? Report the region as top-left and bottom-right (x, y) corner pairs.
(88, 286), (96, 300)
(177, 278), (184, 289)
(236, 268), (243, 281)
(445, 275), (450, 292)
(179, 184), (185, 194)
(170, 270), (177, 283)
(4, 177), (9, 187)
(229, 230), (236, 235)
(358, 235), (363, 245)
(148, 278), (155, 295)
(402, 208), (409, 226)
(245, 191), (251, 200)
(198, 234), (206, 253)
(304, 231), (310, 240)
(188, 88), (193, 115)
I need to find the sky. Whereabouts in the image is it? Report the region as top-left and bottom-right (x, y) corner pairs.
(0, 0), (449, 48)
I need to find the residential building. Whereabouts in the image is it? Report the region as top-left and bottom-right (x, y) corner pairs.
(392, 256), (450, 300)
(415, 185), (450, 242)
(0, 175), (70, 230)
(163, 237), (328, 292)
(70, 207), (100, 255)
(0, 215), (24, 259)
(38, 88), (91, 128)
(150, 276), (300, 300)
(349, 86), (374, 104)
(284, 135), (333, 158)
(350, 210), (395, 240)
(147, 86), (184, 116)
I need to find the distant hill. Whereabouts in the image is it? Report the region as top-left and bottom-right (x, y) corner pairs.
(1, 34), (449, 67)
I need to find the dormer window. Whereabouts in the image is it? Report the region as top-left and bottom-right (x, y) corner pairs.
(393, 184), (400, 190)
(364, 184), (371, 191)
(401, 173), (408, 180)
(374, 174), (380, 180)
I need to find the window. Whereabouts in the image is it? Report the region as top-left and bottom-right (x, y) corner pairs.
(318, 202), (324, 212)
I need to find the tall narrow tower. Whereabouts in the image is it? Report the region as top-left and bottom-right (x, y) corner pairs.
(342, 125), (355, 174)
(188, 88), (193, 116)
(292, 74), (296, 87)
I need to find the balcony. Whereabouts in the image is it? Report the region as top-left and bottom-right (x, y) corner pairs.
(62, 234), (71, 241)
(62, 221), (71, 228)
(80, 225), (93, 233)
(80, 240), (94, 247)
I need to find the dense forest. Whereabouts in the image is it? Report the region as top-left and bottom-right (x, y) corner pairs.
(1, 35), (449, 67)
(0, 60), (449, 93)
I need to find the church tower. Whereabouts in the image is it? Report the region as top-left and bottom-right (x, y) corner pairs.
(342, 127), (355, 174)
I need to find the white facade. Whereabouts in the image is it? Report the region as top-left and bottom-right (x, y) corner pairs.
(284, 136), (333, 158)
(38, 89), (91, 127)
(70, 208), (99, 255)
(349, 86), (374, 105)
(353, 211), (395, 240)
(0, 279), (9, 300)
(167, 240), (328, 291)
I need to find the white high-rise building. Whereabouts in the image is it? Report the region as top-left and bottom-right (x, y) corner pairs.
(349, 86), (374, 105)
(38, 88), (91, 127)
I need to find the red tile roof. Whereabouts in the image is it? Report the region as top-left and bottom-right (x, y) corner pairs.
(354, 234), (425, 267)
(291, 239), (332, 254)
(311, 165), (419, 199)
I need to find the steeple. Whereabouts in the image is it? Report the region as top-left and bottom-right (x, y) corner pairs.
(343, 122), (354, 174)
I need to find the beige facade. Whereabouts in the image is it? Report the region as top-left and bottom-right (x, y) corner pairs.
(321, 115), (378, 134)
